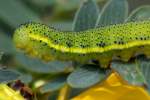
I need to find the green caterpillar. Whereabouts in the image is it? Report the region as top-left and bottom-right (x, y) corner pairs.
(13, 21), (150, 67)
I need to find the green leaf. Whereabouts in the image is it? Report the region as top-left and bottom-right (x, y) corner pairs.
(29, 0), (55, 7)
(137, 57), (150, 93)
(40, 75), (67, 93)
(0, 52), (3, 60)
(8, 69), (32, 84)
(0, 0), (41, 28)
(50, 21), (73, 31)
(0, 69), (20, 83)
(112, 57), (150, 93)
(73, 0), (99, 31)
(15, 53), (73, 74)
(55, 0), (82, 11)
(111, 61), (145, 85)
(126, 5), (150, 22)
(19, 73), (32, 84)
(0, 33), (15, 54)
(96, 0), (128, 27)
(67, 64), (106, 88)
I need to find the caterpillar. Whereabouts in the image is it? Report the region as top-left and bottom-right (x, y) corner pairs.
(13, 21), (150, 68)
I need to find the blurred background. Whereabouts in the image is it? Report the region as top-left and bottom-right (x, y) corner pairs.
(0, 0), (150, 100)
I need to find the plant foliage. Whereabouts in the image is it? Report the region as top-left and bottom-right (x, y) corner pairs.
(0, 0), (150, 99)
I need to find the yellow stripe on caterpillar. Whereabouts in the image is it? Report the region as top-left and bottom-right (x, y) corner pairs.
(29, 34), (150, 53)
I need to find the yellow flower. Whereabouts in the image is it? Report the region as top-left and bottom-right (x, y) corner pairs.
(72, 72), (150, 100)
(0, 84), (25, 100)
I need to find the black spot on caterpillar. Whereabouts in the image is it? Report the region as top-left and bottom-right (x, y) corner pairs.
(13, 21), (150, 67)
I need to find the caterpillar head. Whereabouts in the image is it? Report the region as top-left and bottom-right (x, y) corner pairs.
(13, 23), (31, 52)
(13, 22), (56, 61)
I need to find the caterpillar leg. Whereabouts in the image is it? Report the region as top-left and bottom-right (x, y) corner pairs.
(143, 47), (150, 58)
(98, 57), (112, 68)
(118, 49), (134, 62)
(135, 46), (150, 58)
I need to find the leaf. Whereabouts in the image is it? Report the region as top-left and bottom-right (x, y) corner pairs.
(111, 61), (146, 86)
(50, 21), (73, 31)
(8, 69), (32, 84)
(40, 75), (67, 93)
(29, 0), (55, 7)
(67, 64), (107, 88)
(0, 52), (3, 60)
(0, 69), (20, 83)
(0, 32), (15, 54)
(137, 57), (150, 93)
(72, 0), (99, 31)
(0, 0), (41, 28)
(15, 53), (73, 74)
(96, 0), (128, 27)
(126, 5), (150, 22)
(56, 0), (82, 11)
(111, 57), (150, 93)
(19, 73), (32, 84)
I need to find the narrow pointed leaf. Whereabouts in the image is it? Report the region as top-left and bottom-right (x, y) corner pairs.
(96, 0), (128, 27)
